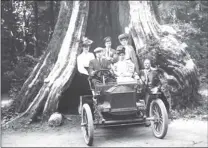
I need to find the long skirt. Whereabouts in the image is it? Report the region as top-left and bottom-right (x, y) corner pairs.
(78, 73), (92, 96)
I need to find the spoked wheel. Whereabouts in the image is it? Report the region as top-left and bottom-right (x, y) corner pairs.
(149, 98), (168, 139)
(81, 104), (94, 146)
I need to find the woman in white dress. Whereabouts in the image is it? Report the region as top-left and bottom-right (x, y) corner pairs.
(112, 45), (140, 83)
(77, 37), (95, 95)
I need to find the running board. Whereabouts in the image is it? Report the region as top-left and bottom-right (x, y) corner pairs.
(98, 121), (146, 127)
(94, 118), (145, 126)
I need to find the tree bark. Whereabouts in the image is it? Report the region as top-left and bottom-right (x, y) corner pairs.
(49, 1), (54, 31)
(128, 1), (199, 108)
(47, 1), (55, 42)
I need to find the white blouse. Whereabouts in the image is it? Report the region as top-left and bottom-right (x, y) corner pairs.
(77, 52), (95, 75)
(113, 60), (135, 77)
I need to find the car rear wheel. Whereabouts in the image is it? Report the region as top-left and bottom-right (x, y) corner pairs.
(81, 104), (94, 146)
(150, 98), (168, 139)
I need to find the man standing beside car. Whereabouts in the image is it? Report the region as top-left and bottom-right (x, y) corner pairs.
(139, 58), (162, 126)
(139, 59), (161, 92)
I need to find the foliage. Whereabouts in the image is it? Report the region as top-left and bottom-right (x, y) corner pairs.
(157, 1), (208, 29)
(7, 55), (38, 98)
(1, 0), (60, 95)
(156, 0), (208, 82)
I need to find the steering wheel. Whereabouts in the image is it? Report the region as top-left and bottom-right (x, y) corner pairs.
(93, 69), (115, 84)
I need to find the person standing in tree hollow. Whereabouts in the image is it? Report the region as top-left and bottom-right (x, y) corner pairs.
(118, 33), (140, 73)
(102, 36), (117, 63)
(77, 37), (95, 95)
(77, 37), (95, 76)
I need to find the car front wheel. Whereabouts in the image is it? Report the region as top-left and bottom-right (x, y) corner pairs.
(149, 98), (168, 139)
(81, 104), (94, 146)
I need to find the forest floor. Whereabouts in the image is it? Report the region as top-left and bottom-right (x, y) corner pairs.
(1, 115), (208, 147)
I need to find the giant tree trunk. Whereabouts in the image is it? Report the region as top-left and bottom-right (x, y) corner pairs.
(128, 1), (199, 109)
(6, 1), (89, 127)
(5, 1), (199, 127)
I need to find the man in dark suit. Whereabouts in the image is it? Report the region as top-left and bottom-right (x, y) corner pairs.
(139, 59), (161, 91)
(139, 59), (162, 126)
(88, 47), (115, 88)
(88, 47), (117, 124)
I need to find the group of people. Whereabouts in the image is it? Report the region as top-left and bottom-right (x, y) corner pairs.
(77, 33), (163, 124)
(77, 33), (161, 93)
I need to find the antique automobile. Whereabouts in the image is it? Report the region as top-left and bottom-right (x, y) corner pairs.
(79, 69), (169, 146)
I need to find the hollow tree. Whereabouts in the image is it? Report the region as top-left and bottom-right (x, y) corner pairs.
(5, 1), (199, 127)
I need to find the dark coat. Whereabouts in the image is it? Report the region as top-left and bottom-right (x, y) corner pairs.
(103, 48), (118, 63)
(88, 58), (111, 76)
(139, 69), (162, 88)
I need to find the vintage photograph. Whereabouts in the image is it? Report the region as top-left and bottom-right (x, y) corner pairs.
(1, 0), (208, 147)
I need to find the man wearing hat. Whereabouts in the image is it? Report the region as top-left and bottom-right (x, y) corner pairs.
(77, 37), (95, 96)
(103, 36), (117, 63)
(88, 47), (115, 87)
(88, 47), (116, 124)
(118, 33), (140, 73)
(112, 45), (140, 83)
(88, 47), (112, 77)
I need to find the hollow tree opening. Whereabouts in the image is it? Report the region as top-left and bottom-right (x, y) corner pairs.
(58, 1), (133, 114)
(58, 72), (80, 114)
(85, 1), (131, 50)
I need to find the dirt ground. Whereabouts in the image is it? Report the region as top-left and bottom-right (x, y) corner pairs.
(1, 115), (207, 147)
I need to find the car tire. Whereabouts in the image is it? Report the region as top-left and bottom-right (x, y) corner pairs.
(81, 104), (94, 146)
(149, 98), (168, 139)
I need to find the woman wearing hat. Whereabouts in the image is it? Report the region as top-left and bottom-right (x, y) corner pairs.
(77, 37), (95, 95)
(77, 37), (95, 75)
(118, 33), (140, 73)
(112, 45), (140, 83)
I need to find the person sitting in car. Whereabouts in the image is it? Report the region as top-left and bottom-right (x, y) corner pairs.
(112, 45), (140, 83)
(88, 47), (115, 88)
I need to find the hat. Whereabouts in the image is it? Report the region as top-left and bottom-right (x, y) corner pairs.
(116, 45), (125, 55)
(82, 37), (93, 46)
(94, 47), (103, 53)
(103, 36), (112, 43)
(118, 33), (129, 41)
